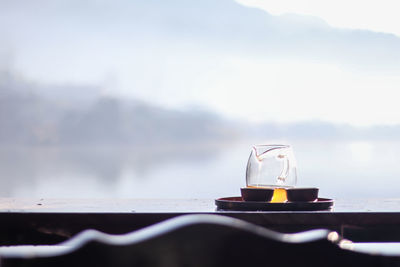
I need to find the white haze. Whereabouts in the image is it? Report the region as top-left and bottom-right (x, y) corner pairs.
(1, 0), (400, 126)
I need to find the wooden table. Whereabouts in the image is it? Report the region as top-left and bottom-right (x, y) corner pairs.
(1, 198), (400, 244)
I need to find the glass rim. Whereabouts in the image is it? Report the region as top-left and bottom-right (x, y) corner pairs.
(252, 144), (291, 157)
(253, 144), (290, 148)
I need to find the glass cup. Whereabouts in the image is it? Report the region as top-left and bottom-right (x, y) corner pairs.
(246, 144), (297, 202)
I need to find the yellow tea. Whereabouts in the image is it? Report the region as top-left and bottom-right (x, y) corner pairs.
(270, 188), (287, 203)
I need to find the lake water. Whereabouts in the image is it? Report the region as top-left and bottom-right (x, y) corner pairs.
(1, 139), (399, 199)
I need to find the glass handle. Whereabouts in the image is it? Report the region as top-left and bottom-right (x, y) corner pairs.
(277, 154), (289, 185)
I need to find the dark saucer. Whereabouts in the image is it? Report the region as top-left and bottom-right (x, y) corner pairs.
(241, 187), (274, 202)
(286, 187), (319, 202)
(215, 197), (334, 211)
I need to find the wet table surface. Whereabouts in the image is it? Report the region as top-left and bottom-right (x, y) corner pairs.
(1, 198), (399, 213)
(2, 198), (400, 265)
(1, 198), (400, 242)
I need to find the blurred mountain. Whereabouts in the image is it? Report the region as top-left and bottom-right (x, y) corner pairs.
(0, 71), (239, 145)
(1, 0), (400, 74)
(2, 69), (400, 146)
(1, 0), (400, 143)
(246, 121), (400, 141)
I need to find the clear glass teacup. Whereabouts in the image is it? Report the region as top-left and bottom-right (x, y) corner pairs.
(246, 144), (297, 202)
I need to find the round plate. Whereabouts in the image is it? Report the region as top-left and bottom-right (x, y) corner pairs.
(215, 197), (334, 211)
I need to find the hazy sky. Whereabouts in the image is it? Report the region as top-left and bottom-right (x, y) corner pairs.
(236, 0), (400, 125)
(239, 0), (400, 37)
(1, 0), (400, 126)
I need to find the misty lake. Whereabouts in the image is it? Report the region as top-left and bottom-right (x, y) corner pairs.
(1, 139), (399, 199)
